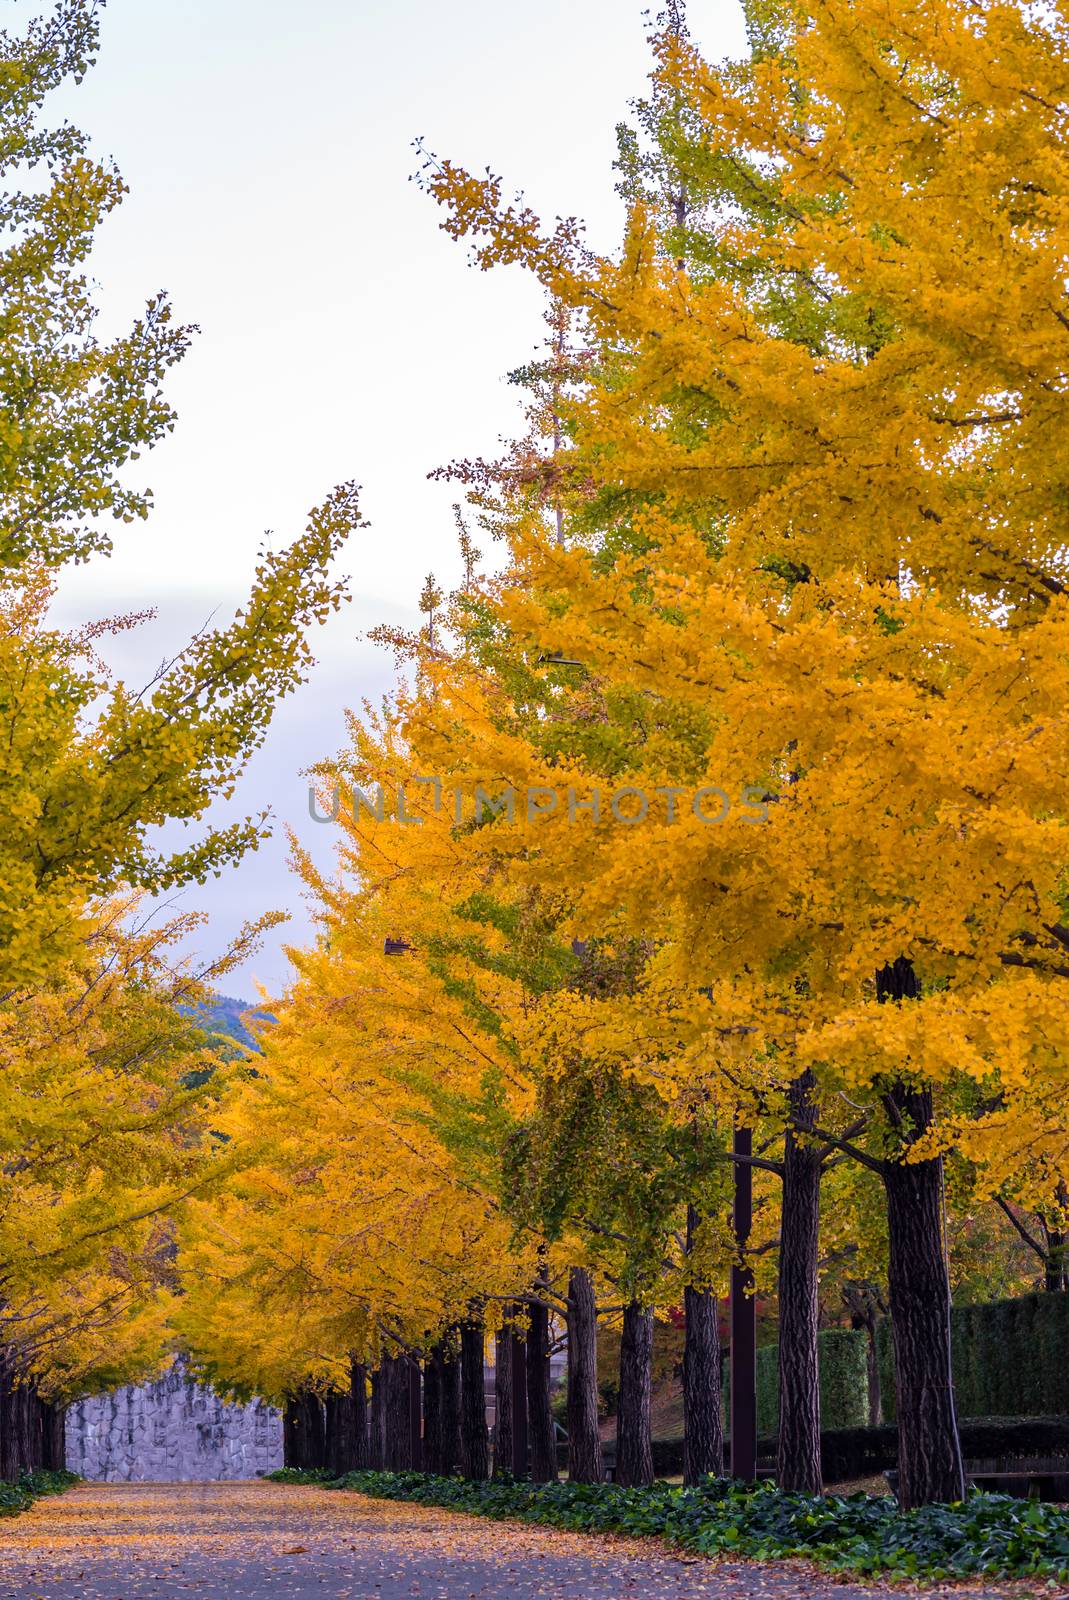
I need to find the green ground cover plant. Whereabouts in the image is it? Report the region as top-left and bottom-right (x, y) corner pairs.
(0, 1469), (79, 1519)
(270, 1467), (1069, 1581)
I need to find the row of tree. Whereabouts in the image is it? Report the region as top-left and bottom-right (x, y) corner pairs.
(176, 0), (1069, 1513)
(4, 0), (1069, 1519)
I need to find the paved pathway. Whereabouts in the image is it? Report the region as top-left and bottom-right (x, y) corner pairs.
(0, 1481), (1033, 1599)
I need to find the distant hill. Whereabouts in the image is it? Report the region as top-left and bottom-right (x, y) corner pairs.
(194, 994), (275, 1052)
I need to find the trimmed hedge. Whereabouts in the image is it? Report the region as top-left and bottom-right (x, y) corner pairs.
(954, 1295), (1069, 1418)
(561, 1416), (1069, 1485)
(877, 1292), (1069, 1421)
(0, 1469), (79, 1519)
(273, 1467), (1069, 1581)
(724, 1327), (869, 1434)
(818, 1416), (1069, 1483)
(817, 1329), (870, 1430)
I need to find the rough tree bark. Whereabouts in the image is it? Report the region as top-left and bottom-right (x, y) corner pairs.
(11, 1376), (29, 1477)
(865, 1325), (883, 1427)
(439, 1333), (462, 1476)
(777, 1069), (823, 1494)
(493, 1324), (513, 1478)
(566, 1267), (603, 1483)
(369, 1369), (384, 1470)
(525, 1297), (556, 1483)
(0, 1356), (64, 1474)
(616, 1301), (654, 1488)
(4, 1376), (42, 1476)
(460, 1311), (489, 1481)
(24, 1385), (43, 1472)
(878, 958), (965, 1510)
(282, 1396), (301, 1469)
(1043, 1214), (1067, 1291)
(408, 1357), (422, 1470)
(381, 1356), (399, 1469)
(350, 1358), (370, 1470)
(283, 1388), (325, 1470)
(510, 1327), (528, 1476)
(300, 1388), (326, 1470)
(423, 1345), (443, 1475)
(0, 1350), (21, 1479)
(383, 1354), (413, 1471)
(683, 1205), (724, 1484)
(42, 1400), (65, 1472)
(324, 1390), (350, 1477)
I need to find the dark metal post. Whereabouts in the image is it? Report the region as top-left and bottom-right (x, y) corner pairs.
(510, 1329), (528, 1476)
(408, 1357), (422, 1469)
(730, 1125), (757, 1482)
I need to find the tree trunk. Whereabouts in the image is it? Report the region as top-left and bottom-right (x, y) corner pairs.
(777, 1069), (823, 1494)
(26, 1383), (43, 1472)
(324, 1389), (353, 1477)
(299, 1388), (326, 1470)
(510, 1328), (528, 1476)
(381, 1356), (398, 1469)
(0, 1351), (20, 1480)
(1049, 1186), (1068, 1292)
(423, 1346), (442, 1475)
(850, 1308), (884, 1426)
(408, 1357), (423, 1470)
(369, 1370), (384, 1470)
(866, 1323), (883, 1425)
(323, 1392), (340, 1476)
(877, 960), (964, 1510)
(683, 1205), (724, 1484)
(284, 1389), (324, 1471)
(0, 1353), (45, 1479)
(883, 1122), (965, 1507)
(34, 1387), (46, 1471)
(525, 1297), (556, 1483)
(282, 1396), (302, 1469)
(616, 1302), (654, 1488)
(460, 1313), (489, 1481)
(439, 1334), (462, 1475)
(383, 1354), (412, 1471)
(1044, 1224), (1066, 1292)
(349, 1358), (370, 1471)
(566, 1267), (603, 1483)
(730, 1126), (758, 1483)
(42, 1401), (65, 1472)
(494, 1325), (513, 1478)
(13, 1383), (30, 1475)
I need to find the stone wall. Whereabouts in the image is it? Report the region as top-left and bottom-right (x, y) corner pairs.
(65, 1362), (282, 1481)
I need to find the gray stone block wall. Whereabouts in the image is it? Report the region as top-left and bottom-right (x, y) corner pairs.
(65, 1362), (283, 1481)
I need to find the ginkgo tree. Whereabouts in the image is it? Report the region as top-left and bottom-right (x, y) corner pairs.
(411, 0), (1069, 1509)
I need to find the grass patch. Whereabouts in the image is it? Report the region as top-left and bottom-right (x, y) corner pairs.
(272, 1467), (1069, 1581)
(0, 1468), (79, 1519)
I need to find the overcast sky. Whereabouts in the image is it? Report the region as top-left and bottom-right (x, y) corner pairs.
(48, 0), (747, 998)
